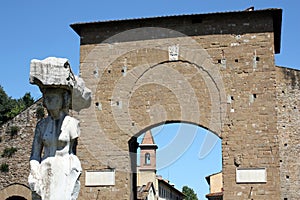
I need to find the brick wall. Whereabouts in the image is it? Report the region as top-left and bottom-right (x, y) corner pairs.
(0, 100), (42, 191)
(2, 8), (298, 200)
(276, 67), (300, 200)
(74, 9), (284, 199)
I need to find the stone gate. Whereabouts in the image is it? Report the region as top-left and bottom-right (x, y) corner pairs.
(0, 7), (299, 200)
(69, 8), (300, 200)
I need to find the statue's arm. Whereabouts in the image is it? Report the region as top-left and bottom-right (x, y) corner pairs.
(29, 123), (43, 182)
(70, 138), (78, 155)
(69, 118), (80, 155)
(30, 124), (43, 162)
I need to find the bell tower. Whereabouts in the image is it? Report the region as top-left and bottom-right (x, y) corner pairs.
(137, 130), (158, 187)
(139, 130), (158, 171)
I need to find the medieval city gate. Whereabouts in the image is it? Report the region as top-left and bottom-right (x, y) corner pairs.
(70, 8), (300, 200)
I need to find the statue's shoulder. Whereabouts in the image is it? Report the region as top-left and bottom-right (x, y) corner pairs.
(36, 116), (51, 129)
(63, 116), (79, 125)
(61, 116), (79, 131)
(61, 115), (80, 139)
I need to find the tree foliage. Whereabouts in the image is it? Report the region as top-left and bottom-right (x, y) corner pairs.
(182, 185), (198, 200)
(0, 86), (34, 125)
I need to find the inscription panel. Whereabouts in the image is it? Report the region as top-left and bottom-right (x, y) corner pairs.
(85, 170), (115, 186)
(236, 168), (267, 183)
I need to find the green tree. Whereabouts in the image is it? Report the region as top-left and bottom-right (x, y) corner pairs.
(0, 85), (34, 125)
(6, 92), (34, 118)
(21, 92), (34, 107)
(0, 86), (14, 124)
(182, 186), (198, 200)
(5, 100), (25, 119)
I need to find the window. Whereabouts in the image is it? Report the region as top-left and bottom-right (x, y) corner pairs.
(145, 153), (151, 165)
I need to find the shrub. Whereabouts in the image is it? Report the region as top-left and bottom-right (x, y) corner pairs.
(9, 125), (20, 137)
(36, 106), (45, 119)
(0, 163), (9, 172)
(2, 147), (17, 157)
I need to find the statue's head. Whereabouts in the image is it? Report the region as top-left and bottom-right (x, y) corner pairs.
(43, 87), (71, 114)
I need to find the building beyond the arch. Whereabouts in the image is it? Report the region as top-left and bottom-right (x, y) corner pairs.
(137, 130), (185, 200)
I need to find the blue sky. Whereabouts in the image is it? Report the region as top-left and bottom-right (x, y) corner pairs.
(138, 124), (221, 199)
(0, 0), (299, 99)
(1, 0), (299, 199)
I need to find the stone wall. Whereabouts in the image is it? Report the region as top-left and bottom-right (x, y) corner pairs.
(73, 9), (283, 199)
(0, 183), (32, 200)
(1, 8), (298, 200)
(0, 99), (43, 197)
(276, 67), (300, 200)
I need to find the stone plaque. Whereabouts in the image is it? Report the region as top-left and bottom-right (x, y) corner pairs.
(85, 170), (115, 186)
(168, 45), (179, 61)
(236, 168), (267, 183)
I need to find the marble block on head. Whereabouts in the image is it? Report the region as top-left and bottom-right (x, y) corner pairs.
(30, 57), (74, 89)
(30, 57), (91, 111)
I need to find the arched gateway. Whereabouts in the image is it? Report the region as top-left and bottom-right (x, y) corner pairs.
(68, 8), (298, 200)
(0, 184), (31, 200)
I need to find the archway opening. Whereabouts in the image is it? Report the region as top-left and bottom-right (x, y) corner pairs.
(131, 122), (222, 200)
(6, 196), (27, 200)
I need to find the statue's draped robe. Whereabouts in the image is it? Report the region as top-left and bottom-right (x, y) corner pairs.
(28, 116), (81, 200)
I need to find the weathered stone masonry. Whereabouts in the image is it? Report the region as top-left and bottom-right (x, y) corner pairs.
(276, 67), (300, 200)
(0, 100), (42, 199)
(0, 8), (299, 200)
(70, 8), (290, 199)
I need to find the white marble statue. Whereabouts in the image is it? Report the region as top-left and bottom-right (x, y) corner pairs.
(28, 57), (91, 200)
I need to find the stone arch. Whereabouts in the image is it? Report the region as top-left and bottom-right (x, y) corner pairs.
(0, 183), (31, 200)
(74, 10), (285, 199)
(77, 30), (228, 200)
(130, 121), (222, 199)
(95, 57), (226, 140)
(79, 26), (228, 156)
(134, 120), (220, 140)
(131, 120), (221, 169)
(6, 196), (28, 200)
(108, 58), (226, 142)
(78, 27), (228, 200)
(125, 59), (225, 136)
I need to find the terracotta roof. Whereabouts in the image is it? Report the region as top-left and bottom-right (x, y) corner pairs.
(139, 130), (158, 149)
(137, 182), (153, 193)
(157, 178), (185, 197)
(141, 130), (155, 145)
(206, 192), (223, 197)
(206, 191), (223, 200)
(137, 182), (156, 200)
